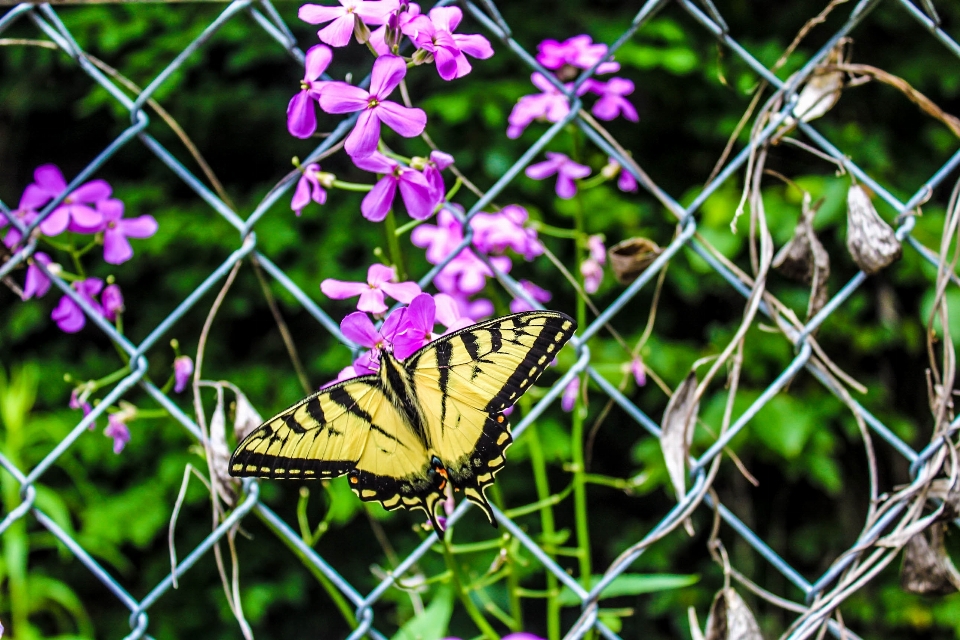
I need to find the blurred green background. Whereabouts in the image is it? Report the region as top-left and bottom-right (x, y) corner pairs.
(2, 1), (960, 638)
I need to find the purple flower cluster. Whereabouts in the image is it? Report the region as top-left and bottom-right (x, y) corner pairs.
(508, 34), (638, 139)
(2, 164), (157, 333)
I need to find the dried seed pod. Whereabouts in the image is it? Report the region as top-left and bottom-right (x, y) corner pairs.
(901, 522), (960, 595)
(846, 184), (902, 274)
(704, 587), (764, 640)
(773, 196), (830, 319)
(660, 372), (699, 505)
(209, 386), (238, 507)
(232, 388), (263, 444)
(608, 237), (663, 285)
(776, 39), (848, 138)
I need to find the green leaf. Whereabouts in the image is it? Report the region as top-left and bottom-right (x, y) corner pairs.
(390, 586), (454, 640)
(557, 573), (699, 606)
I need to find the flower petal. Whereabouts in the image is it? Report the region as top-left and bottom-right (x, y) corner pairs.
(318, 13), (357, 47)
(287, 91), (318, 138)
(321, 279), (369, 299)
(369, 54), (407, 98)
(38, 208), (70, 236)
(33, 164), (67, 195)
(292, 174), (312, 215)
(380, 280), (421, 304)
(453, 33), (493, 59)
(397, 171), (435, 220)
(103, 228), (134, 265)
(22, 252), (52, 300)
(376, 101), (427, 137)
(525, 158), (560, 181)
(345, 109), (383, 158)
(361, 175), (397, 222)
(340, 311), (381, 347)
(353, 151), (397, 174)
(357, 288), (389, 314)
(65, 204), (104, 232)
(433, 46), (460, 81)
(299, 3), (346, 24)
(367, 263), (397, 287)
(319, 82), (371, 114)
(19, 184), (51, 210)
(51, 295), (85, 333)
(71, 180), (112, 203)
(304, 44), (334, 80)
(120, 215), (158, 239)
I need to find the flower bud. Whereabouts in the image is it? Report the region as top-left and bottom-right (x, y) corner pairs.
(352, 18), (371, 44)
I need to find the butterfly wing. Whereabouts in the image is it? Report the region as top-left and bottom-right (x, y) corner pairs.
(406, 311), (577, 524)
(229, 377), (444, 522)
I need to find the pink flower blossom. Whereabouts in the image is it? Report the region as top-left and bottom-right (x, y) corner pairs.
(385, 293), (436, 358)
(369, 1), (421, 55)
(69, 389), (95, 429)
(292, 163), (329, 216)
(287, 45), (333, 138)
(585, 77), (638, 122)
(613, 158), (639, 192)
(587, 234), (606, 264)
(174, 355), (193, 393)
(299, 0), (387, 47)
(21, 252), (52, 300)
(353, 152), (434, 221)
(406, 7), (493, 81)
(105, 413), (131, 454)
(321, 263), (421, 314)
(101, 284), (124, 321)
(631, 355), (646, 387)
(561, 376), (580, 412)
(525, 152), (591, 199)
(319, 55), (427, 157)
(434, 292), (477, 332)
(581, 258), (603, 293)
(418, 150), (454, 207)
(51, 277), (104, 333)
(96, 199), (158, 265)
(507, 73), (586, 139)
(536, 35), (620, 77)
(470, 205), (542, 260)
(509, 280), (552, 313)
(27, 165), (110, 237)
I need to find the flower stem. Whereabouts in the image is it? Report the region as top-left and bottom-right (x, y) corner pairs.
(330, 179), (372, 193)
(441, 530), (500, 639)
(526, 422), (561, 640)
(383, 209), (407, 280)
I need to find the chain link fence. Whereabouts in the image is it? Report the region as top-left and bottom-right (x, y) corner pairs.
(2, 0), (960, 638)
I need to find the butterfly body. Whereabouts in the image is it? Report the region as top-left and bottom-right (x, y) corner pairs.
(230, 311), (577, 531)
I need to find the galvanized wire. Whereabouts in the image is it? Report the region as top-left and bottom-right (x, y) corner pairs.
(1, 0), (959, 638)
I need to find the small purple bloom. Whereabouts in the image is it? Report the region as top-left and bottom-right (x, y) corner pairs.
(561, 376), (580, 412)
(97, 199), (158, 265)
(631, 356), (646, 387)
(526, 152), (591, 199)
(21, 252), (52, 300)
(470, 205), (542, 260)
(418, 150), (454, 207)
(321, 263), (421, 314)
(587, 234), (606, 265)
(299, 0), (387, 47)
(507, 73), (585, 139)
(101, 284), (124, 321)
(612, 157), (639, 193)
(319, 55), (427, 157)
(503, 635), (548, 640)
(386, 293), (436, 358)
(581, 258), (603, 294)
(1, 192), (41, 249)
(410, 207), (463, 264)
(434, 292), (476, 332)
(354, 152), (434, 221)
(105, 413), (131, 454)
(287, 45), (334, 139)
(292, 163), (330, 216)
(585, 77), (638, 122)
(51, 278), (104, 333)
(369, 1), (421, 55)
(537, 35), (620, 76)
(174, 355), (194, 393)
(69, 388), (96, 429)
(28, 165), (110, 237)
(406, 7), (493, 81)
(509, 279), (552, 313)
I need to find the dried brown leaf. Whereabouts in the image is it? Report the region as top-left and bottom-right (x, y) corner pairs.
(231, 387), (263, 444)
(773, 196), (830, 319)
(661, 372), (699, 504)
(901, 522), (960, 595)
(777, 39), (847, 137)
(846, 184), (902, 275)
(608, 237), (664, 285)
(704, 587), (764, 640)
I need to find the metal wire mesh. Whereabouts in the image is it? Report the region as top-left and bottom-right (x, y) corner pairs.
(1, 0), (959, 638)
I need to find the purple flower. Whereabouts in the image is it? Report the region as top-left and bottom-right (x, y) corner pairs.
(587, 234), (606, 264)
(353, 152), (434, 221)
(470, 205), (542, 260)
(507, 73), (584, 139)
(614, 159), (638, 192)
(526, 152), (591, 199)
(406, 7), (493, 81)
(28, 165), (110, 237)
(174, 355), (194, 393)
(631, 355), (646, 387)
(95, 199), (158, 265)
(299, 0), (387, 47)
(581, 258), (603, 294)
(321, 263), (421, 314)
(69, 388), (95, 429)
(503, 635), (548, 640)
(101, 284), (124, 321)
(410, 207), (463, 264)
(21, 252), (52, 300)
(537, 35), (620, 77)
(417, 150), (454, 207)
(292, 163), (330, 216)
(561, 376), (580, 412)
(585, 77), (638, 122)
(287, 45), (334, 139)
(369, 1), (421, 55)
(105, 413), (131, 454)
(385, 293), (436, 358)
(319, 55), (427, 157)
(1, 191), (41, 249)
(434, 293), (477, 332)
(51, 278), (104, 333)
(509, 280), (552, 313)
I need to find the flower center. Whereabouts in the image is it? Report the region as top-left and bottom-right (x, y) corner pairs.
(108, 221), (117, 230)
(300, 79), (310, 90)
(367, 97), (380, 109)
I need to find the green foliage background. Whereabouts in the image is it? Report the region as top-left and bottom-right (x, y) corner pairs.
(2, 1), (960, 638)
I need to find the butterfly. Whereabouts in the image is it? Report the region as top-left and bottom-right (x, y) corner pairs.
(229, 310), (577, 531)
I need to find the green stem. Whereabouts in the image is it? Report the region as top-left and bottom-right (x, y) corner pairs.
(330, 179), (373, 193)
(526, 423), (560, 640)
(441, 532), (500, 640)
(529, 221), (583, 240)
(395, 216), (428, 238)
(88, 365), (132, 392)
(383, 209), (406, 280)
